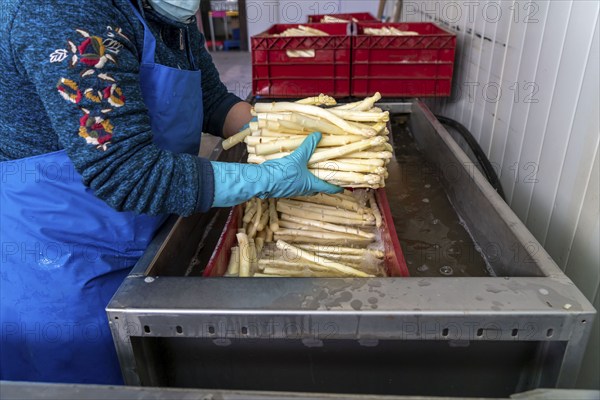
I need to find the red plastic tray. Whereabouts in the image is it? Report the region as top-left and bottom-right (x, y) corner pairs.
(307, 12), (378, 23)
(252, 23), (352, 98)
(352, 22), (456, 97)
(203, 189), (409, 278)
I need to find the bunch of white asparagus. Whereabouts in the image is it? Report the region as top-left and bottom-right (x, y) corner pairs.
(267, 25), (329, 58)
(364, 27), (418, 36)
(223, 189), (385, 278)
(222, 93), (392, 189)
(271, 25), (329, 37)
(319, 15), (358, 23)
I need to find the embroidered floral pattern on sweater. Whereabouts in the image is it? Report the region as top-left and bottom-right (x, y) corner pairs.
(56, 78), (82, 104)
(79, 110), (114, 151)
(50, 27), (130, 151)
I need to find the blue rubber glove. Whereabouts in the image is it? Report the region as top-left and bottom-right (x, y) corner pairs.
(211, 132), (343, 207)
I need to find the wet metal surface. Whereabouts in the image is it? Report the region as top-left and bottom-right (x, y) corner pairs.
(387, 115), (492, 277)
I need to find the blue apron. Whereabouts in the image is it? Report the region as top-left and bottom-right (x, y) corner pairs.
(0, 4), (202, 384)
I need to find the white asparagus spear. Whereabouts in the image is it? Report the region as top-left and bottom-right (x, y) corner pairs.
(256, 113), (292, 123)
(278, 208), (374, 227)
(255, 237), (265, 254)
(295, 93), (337, 106)
(330, 93), (382, 111)
(257, 203), (270, 231)
(278, 199), (373, 221)
(309, 161), (386, 174)
(368, 190), (383, 228)
(298, 25), (330, 35)
(247, 155), (268, 164)
(249, 239), (258, 274)
(259, 247), (366, 269)
(247, 199), (262, 238)
(222, 126), (251, 150)
(254, 135), (363, 156)
(341, 151), (393, 159)
(295, 244), (384, 258)
(255, 228), (266, 253)
(258, 258), (330, 272)
(289, 114), (348, 136)
(276, 240), (373, 277)
(236, 233), (251, 277)
(290, 193), (367, 213)
(307, 252), (366, 264)
(332, 158), (385, 167)
(258, 129), (304, 138)
(245, 135), (305, 145)
(268, 198), (279, 232)
(309, 169), (382, 186)
(330, 183), (382, 189)
(331, 100), (362, 110)
(329, 109), (389, 122)
(275, 228), (367, 241)
(346, 92), (382, 111)
(254, 102), (377, 137)
(242, 200), (257, 224)
(331, 191), (358, 203)
(279, 220), (330, 232)
(282, 214), (375, 239)
(276, 119), (313, 133)
(261, 268), (326, 277)
(273, 235), (373, 245)
(308, 136), (386, 164)
(224, 247), (240, 276)
(264, 120), (309, 134)
(265, 226), (273, 243)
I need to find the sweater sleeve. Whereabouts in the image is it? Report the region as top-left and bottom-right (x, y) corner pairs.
(9, 1), (214, 216)
(193, 29), (244, 136)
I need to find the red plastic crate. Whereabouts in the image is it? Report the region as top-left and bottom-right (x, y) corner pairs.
(252, 23), (352, 98)
(352, 22), (456, 97)
(307, 12), (378, 23)
(203, 189), (409, 278)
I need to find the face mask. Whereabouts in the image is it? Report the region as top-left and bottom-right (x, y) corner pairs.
(146, 0), (201, 23)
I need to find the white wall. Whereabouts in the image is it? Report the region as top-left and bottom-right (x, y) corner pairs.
(402, 0), (600, 389)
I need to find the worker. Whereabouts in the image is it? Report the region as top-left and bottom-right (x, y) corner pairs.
(0, 0), (341, 384)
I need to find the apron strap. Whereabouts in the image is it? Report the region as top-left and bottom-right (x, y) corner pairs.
(128, 1), (157, 66)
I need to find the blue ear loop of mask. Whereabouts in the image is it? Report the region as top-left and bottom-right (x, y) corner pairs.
(146, 0), (201, 23)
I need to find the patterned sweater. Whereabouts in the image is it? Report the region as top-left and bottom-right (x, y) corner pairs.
(0, 0), (243, 215)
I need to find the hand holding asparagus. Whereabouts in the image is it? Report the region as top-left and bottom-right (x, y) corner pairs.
(224, 93), (391, 189)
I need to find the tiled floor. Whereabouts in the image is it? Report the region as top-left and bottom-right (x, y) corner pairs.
(210, 51), (252, 100)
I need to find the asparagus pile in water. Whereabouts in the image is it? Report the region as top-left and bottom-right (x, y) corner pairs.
(223, 93), (392, 189)
(224, 189), (385, 278)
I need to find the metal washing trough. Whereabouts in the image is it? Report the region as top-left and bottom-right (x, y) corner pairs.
(107, 100), (595, 398)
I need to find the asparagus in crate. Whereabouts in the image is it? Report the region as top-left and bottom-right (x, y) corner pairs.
(224, 190), (386, 278)
(363, 27), (419, 36)
(223, 93), (392, 189)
